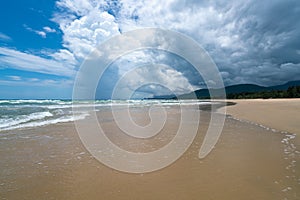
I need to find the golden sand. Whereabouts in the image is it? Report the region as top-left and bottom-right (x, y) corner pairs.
(225, 99), (300, 135)
(0, 105), (299, 199)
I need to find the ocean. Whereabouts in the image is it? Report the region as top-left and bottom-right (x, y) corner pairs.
(0, 99), (212, 131)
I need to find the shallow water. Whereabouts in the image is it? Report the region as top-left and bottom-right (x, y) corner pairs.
(0, 107), (299, 200)
(0, 99), (211, 131)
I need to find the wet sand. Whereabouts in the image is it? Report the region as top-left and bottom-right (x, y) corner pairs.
(225, 99), (300, 135)
(0, 105), (299, 200)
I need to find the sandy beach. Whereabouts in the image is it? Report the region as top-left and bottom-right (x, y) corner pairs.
(225, 99), (300, 145)
(0, 102), (299, 200)
(225, 99), (300, 134)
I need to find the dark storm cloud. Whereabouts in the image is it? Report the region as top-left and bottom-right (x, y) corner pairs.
(53, 0), (300, 99)
(117, 0), (300, 87)
(209, 0), (300, 86)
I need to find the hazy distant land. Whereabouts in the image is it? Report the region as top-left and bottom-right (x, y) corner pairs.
(153, 80), (300, 99)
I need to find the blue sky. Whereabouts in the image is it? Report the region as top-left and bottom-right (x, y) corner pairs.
(0, 0), (300, 99)
(0, 0), (70, 99)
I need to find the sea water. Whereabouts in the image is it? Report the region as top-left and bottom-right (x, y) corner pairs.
(0, 99), (211, 131)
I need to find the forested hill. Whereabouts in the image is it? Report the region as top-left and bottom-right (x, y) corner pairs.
(152, 80), (300, 99)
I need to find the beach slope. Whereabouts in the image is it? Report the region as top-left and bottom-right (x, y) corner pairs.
(225, 99), (300, 136)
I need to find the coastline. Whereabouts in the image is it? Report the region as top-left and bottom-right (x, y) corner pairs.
(0, 102), (299, 199)
(225, 98), (300, 136)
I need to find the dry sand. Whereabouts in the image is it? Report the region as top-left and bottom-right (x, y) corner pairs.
(225, 98), (300, 135)
(0, 104), (299, 200)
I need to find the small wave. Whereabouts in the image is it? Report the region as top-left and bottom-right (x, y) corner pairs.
(52, 109), (65, 115)
(0, 111), (53, 129)
(0, 99), (70, 106)
(0, 113), (89, 131)
(0, 99), (213, 131)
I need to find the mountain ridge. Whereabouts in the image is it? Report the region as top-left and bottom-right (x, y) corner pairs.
(152, 80), (300, 99)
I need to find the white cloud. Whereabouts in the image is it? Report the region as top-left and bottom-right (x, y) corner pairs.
(36, 31), (47, 38)
(28, 78), (39, 82)
(0, 78), (73, 87)
(114, 64), (197, 98)
(24, 25), (56, 38)
(43, 26), (56, 33)
(0, 47), (75, 77)
(55, 0), (98, 16)
(24, 24), (46, 38)
(7, 75), (21, 81)
(0, 32), (12, 41)
(50, 49), (77, 66)
(53, 3), (120, 61)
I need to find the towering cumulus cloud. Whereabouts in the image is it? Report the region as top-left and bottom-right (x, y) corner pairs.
(52, 0), (300, 97)
(1, 0), (299, 98)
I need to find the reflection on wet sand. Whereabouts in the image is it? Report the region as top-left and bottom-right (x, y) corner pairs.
(0, 105), (299, 200)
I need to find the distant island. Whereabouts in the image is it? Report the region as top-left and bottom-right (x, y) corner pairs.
(152, 80), (300, 99)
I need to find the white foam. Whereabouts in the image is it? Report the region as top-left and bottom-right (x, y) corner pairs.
(0, 111), (53, 129)
(0, 99), (213, 131)
(45, 100), (212, 109)
(0, 99), (67, 105)
(0, 113), (89, 131)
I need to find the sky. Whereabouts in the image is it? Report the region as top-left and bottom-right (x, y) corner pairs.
(0, 0), (299, 99)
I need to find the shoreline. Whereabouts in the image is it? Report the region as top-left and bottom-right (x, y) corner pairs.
(224, 98), (300, 136)
(0, 102), (299, 199)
